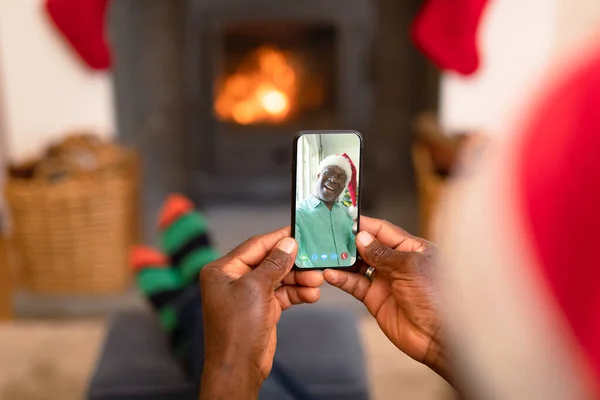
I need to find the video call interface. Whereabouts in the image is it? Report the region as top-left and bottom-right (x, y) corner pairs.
(294, 132), (361, 268)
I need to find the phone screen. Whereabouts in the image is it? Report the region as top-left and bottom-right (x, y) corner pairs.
(293, 131), (362, 269)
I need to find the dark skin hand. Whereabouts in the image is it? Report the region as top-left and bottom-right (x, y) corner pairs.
(324, 216), (453, 384)
(199, 227), (324, 400)
(316, 165), (347, 209)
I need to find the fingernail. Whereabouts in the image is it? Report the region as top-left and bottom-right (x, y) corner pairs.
(277, 237), (297, 254)
(357, 231), (374, 247)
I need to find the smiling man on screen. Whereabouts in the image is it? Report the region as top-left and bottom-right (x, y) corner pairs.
(295, 153), (357, 268)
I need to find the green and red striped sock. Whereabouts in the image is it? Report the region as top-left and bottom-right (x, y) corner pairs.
(129, 195), (219, 371)
(158, 194), (220, 284)
(130, 245), (202, 371)
(130, 246), (183, 333)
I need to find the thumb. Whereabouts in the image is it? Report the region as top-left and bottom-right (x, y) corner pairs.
(251, 237), (297, 285)
(356, 231), (409, 278)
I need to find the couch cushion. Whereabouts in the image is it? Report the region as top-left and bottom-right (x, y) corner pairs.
(88, 302), (369, 400)
(87, 310), (191, 400)
(274, 305), (369, 400)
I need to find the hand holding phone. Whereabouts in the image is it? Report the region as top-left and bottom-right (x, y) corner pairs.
(292, 131), (363, 269)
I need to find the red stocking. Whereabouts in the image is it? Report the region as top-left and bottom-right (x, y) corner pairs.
(411, 0), (490, 76)
(45, 0), (111, 70)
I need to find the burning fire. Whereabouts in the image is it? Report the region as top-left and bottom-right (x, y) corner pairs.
(214, 46), (297, 125)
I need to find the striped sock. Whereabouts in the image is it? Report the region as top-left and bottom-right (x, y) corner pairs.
(158, 194), (220, 284)
(130, 245), (203, 373)
(130, 246), (184, 334)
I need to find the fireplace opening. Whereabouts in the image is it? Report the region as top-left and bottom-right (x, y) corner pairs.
(214, 22), (337, 127)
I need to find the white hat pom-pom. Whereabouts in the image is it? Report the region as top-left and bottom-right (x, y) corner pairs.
(347, 206), (358, 219)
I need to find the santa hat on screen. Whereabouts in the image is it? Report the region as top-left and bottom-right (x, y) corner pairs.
(318, 153), (358, 219)
(438, 44), (600, 399)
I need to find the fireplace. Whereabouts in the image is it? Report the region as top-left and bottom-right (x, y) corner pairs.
(110, 0), (438, 241)
(215, 23), (337, 126)
(184, 0), (375, 204)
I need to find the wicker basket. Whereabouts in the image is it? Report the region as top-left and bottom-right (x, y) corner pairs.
(4, 147), (139, 294)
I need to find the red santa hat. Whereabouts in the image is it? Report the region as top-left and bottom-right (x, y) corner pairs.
(437, 44), (600, 398)
(318, 153), (358, 219)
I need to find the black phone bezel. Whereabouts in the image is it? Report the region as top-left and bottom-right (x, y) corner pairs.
(291, 130), (364, 270)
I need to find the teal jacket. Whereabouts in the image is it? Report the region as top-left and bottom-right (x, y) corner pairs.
(295, 196), (356, 268)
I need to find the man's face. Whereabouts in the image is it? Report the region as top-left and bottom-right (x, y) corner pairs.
(316, 165), (347, 202)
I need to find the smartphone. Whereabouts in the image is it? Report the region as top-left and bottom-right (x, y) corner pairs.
(292, 130), (363, 269)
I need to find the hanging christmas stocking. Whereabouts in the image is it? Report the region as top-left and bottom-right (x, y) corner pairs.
(411, 0), (490, 76)
(45, 0), (111, 70)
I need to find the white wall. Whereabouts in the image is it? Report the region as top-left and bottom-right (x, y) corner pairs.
(0, 0), (114, 162)
(440, 0), (600, 138)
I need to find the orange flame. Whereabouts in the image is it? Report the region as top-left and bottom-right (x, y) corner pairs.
(214, 46), (297, 125)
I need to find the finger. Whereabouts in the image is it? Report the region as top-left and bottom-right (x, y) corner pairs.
(323, 269), (371, 302)
(228, 226), (291, 267)
(275, 286), (321, 310)
(281, 270), (324, 287)
(356, 231), (410, 277)
(360, 216), (426, 253)
(251, 237), (297, 285)
(354, 262), (370, 276)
